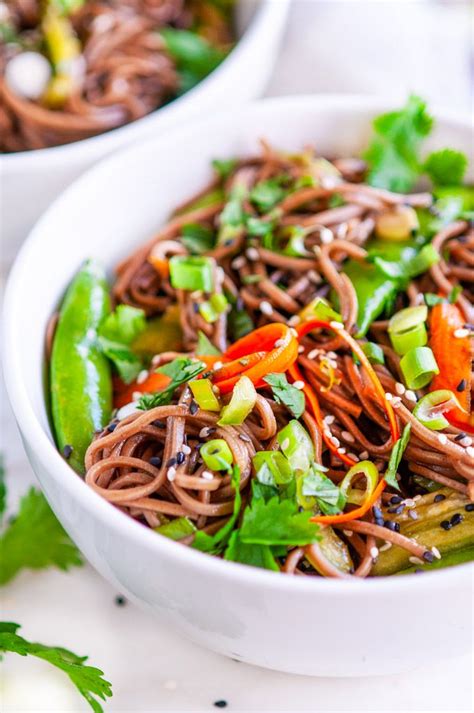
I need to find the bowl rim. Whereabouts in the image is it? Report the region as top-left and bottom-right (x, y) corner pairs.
(3, 93), (473, 596)
(0, 0), (287, 169)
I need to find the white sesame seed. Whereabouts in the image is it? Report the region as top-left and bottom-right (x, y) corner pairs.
(201, 470), (214, 481)
(288, 315), (301, 326)
(327, 351), (338, 359)
(298, 345), (305, 353)
(395, 382), (406, 395)
(307, 270), (321, 284)
(199, 427), (211, 438)
(347, 453), (359, 461)
(337, 447), (346, 455)
(359, 450), (369, 460)
(293, 380), (305, 390)
(437, 434), (448, 445)
(459, 436), (472, 447)
(260, 300), (273, 316)
(308, 348), (321, 360)
(136, 369), (149, 384)
(379, 542), (392, 552)
(341, 430), (355, 443)
(330, 436), (340, 448)
(167, 467), (176, 482)
(116, 401), (140, 420)
(370, 546), (379, 559)
(454, 328), (469, 338)
(289, 327), (299, 338)
(280, 438), (290, 451)
(405, 390), (417, 402)
(212, 361), (223, 371)
(212, 385), (220, 394)
(466, 446), (474, 458)
(330, 320), (343, 330)
(431, 546), (442, 560)
(413, 494), (422, 501)
(391, 396), (402, 408)
(328, 359), (338, 369)
(324, 414), (335, 425)
(246, 247), (259, 261)
(404, 498), (416, 508)
(342, 529), (353, 537)
(408, 510), (418, 520)
(231, 256), (246, 270)
(274, 338), (285, 348)
(132, 391), (142, 402)
(336, 222), (348, 239)
(385, 392), (393, 401)
(409, 556), (425, 566)
(320, 228), (334, 244)
(182, 445), (191, 455)
(190, 290), (203, 300)
(216, 267), (225, 284)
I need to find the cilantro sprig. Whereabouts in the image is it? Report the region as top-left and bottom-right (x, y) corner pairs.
(263, 373), (305, 419)
(0, 622), (112, 712)
(137, 357), (206, 410)
(193, 466), (242, 554)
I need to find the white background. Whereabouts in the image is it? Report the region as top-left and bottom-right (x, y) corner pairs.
(1, 1), (473, 711)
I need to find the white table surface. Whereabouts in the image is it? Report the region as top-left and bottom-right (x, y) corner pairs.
(1, 1), (473, 711)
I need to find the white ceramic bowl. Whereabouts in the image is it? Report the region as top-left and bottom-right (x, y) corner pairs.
(3, 95), (473, 677)
(0, 0), (289, 265)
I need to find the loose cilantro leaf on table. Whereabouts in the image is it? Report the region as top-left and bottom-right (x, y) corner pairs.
(0, 622), (112, 713)
(138, 357), (206, 410)
(98, 305), (146, 384)
(263, 373), (305, 418)
(193, 466), (242, 554)
(239, 497), (319, 547)
(384, 423), (412, 490)
(0, 488), (83, 585)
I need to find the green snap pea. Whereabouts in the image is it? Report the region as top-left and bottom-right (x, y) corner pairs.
(50, 260), (112, 474)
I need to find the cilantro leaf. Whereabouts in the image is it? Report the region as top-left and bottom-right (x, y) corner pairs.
(98, 305), (146, 384)
(239, 496), (319, 546)
(193, 466), (241, 554)
(0, 488), (82, 585)
(423, 149), (468, 187)
(212, 158), (237, 179)
(180, 223), (215, 255)
(301, 467), (346, 516)
(160, 29), (228, 94)
(224, 531), (279, 571)
(249, 178), (286, 212)
(363, 95), (434, 192)
(196, 330), (221, 356)
(138, 357), (205, 410)
(263, 373), (305, 418)
(384, 423), (412, 490)
(0, 622), (112, 712)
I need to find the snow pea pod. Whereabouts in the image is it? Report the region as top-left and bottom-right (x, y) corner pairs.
(50, 260), (112, 474)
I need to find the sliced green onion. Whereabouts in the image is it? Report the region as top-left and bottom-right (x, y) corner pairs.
(299, 296), (342, 324)
(199, 292), (228, 323)
(413, 390), (461, 430)
(189, 378), (220, 412)
(400, 347), (440, 390)
(200, 438), (233, 472)
(169, 256), (213, 292)
(361, 341), (385, 365)
(388, 305), (428, 355)
(210, 293), (228, 313)
(253, 451), (293, 486)
(155, 517), (196, 540)
(408, 243), (440, 276)
(277, 420), (315, 473)
(296, 473), (316, 511)
(217, 375), (257, 426)
(339, 461), (379, 505)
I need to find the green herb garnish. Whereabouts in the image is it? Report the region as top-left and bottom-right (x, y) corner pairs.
(263, 373), (305, 418)
(138, 357), (205, 409)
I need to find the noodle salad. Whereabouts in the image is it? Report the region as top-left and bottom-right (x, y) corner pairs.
(0, 0), (233, 151)
(47, 97), (474, 578)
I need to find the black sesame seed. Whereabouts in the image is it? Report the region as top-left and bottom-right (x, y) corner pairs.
(440, 520), (452, 531)
(372, 506), (383, 520)
(224, 239), (233, 247)
(456, 379), (466, 392)
(414, 569), (424, 575)
(465, 503), (474, 512)
(153, 420), (166, 429)
(434, 493), (446, 503)
(189, 400), (199, 415)
(193, 303), (200, 313)
(107, 422), (117, 432)
(450, 513), (463, 527)
(114, 595), (126, 606)
(423, 550), (435, 563)
(176, 452), (185, 465)
(389, 495), (403, 505)
(167, 457), (177, 468)
(388, 504), (404, 514)
(454, 432), (467, 442)
(384, 520), (397, 531)
(62, 444), (73, 459)
(150, 456), (162, 468)
(213, 702), (227, 709)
